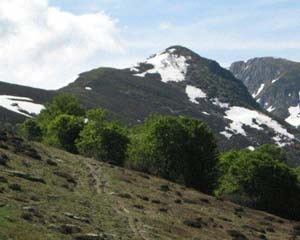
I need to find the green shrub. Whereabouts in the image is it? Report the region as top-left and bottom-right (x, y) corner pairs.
(127, 115), (219, 193)
(76, 109), (129, 165)
(217, 145), (300, 220)
(37, 93), (85, 131)
(46, 114), (84, 153)
(19, 119), (42, 141)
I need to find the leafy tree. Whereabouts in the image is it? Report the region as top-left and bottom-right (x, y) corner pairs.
(19, 119), (42, 141)
(127, 115), (219, 193)
(47, 114), (84, 153)
(179, 117), (219, 193)
(76, 109), (129, 165)
(217, 145), (300, 220)
(38, 93), (85, 131)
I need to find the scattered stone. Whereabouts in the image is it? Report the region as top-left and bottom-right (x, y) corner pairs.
(63, 212), (90, 223)
(159, 208), (168, 213)
(200, 198), (210, 204)
(133, 204), (144, 210)
(175, 191), (182, 197)
(137, 195), (149, 201)
(151, 199), (161, 204)
(46, 158), (58, 166)
(0, 153), (8, 165)
(218, 216), (232, 222)
(7, 170), (46, 184)
(0, 176), (7, 183)
(53, 171), (77, 185)
(174, 199), (182, 204)
(60, 224), (81, 234)
(226, 230), (248, 240)
(160, 184), (170, 192)
(21, 212), (34, 222)
(118, 193), (132, 199)
(183, 218), (203, 229)
(9, 183), (22, 191)
(75, 233), (114, 240)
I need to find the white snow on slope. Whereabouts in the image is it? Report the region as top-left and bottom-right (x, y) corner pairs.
(252, 83), (265, 98)
(186, 85), (206, 104)
(272, 77), (280, 84)
(267, 106), (276, 112)
(85, 87), (92, 91)
(0, 95), (44, 117)
(212, 98), (229, 109)
(285, 105), (300, 127)
(221, 106), (294, 146)
(133, 49), (190, 82)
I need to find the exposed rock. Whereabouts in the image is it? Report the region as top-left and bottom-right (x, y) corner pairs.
(59, 224), (81, 234)
(7, 170), (46, 184)
(63, 212), (91, 223)
(159, 184), (170, 192)
(75, 233), (114, 240)
(46, 158), (58, 166)
(183, 218), (203, 229)
(8, 183), (22, 191)
(0, 153), (8, 165)
(226, 229), (248, 240)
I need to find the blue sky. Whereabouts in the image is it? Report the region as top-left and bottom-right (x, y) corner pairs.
(0, 0), (299, 89)
(49, 0), (300, 66)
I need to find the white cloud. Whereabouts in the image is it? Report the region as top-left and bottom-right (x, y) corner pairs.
(159, 22), (172, 30)
(0, 0), (123, 89)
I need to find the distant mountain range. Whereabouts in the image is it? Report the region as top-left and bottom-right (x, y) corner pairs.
(230, 57), (300, 128)
(1, 46), (299, 164)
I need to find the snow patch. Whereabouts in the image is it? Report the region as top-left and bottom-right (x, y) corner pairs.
(85, 87), (92, 91)
(202, 111), (210, 115)
(133, 49), (190, 82)
(223, 106), (294, 146)
(0, 95), (45, 117)
(247, 146), (255, 151)
(267, 106), (275, 112)
(212, 98), (229, 109)
(252, 83), (265, 98)
(186, 85), (207, 104)
(271, 77), (280, 84)
(285, 105), (300, 127)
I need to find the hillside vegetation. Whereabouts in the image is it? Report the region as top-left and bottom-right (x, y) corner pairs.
(1, 132), (300, 239)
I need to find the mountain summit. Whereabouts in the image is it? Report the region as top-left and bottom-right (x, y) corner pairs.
(230, 57), (300, 128)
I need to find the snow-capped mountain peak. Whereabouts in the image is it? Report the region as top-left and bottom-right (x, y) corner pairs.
(131, 46), (192, 83)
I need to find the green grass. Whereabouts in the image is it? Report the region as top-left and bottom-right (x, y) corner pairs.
(0, 139), (299, 239)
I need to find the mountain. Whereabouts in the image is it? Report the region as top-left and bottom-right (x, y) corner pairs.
(230, 57), (300, 128)
(1, 46), (299, 161)
(0, 81), (54, 124)
(61, 46), (298, 153)
(1, 132), (299, 239)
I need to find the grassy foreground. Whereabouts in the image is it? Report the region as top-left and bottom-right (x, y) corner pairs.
(0, 135), (299, 240)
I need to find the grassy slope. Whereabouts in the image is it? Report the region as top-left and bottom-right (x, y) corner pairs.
(0, 137), (300, 240)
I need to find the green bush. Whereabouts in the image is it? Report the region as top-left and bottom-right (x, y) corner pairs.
(19, 119), (42, 141)
(38, 93), (85, 131)
(76, 109), (129, 165)
(217, 145), (300, 220)
(127, 115), (219, 193)
(47, 114), (84, 153)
